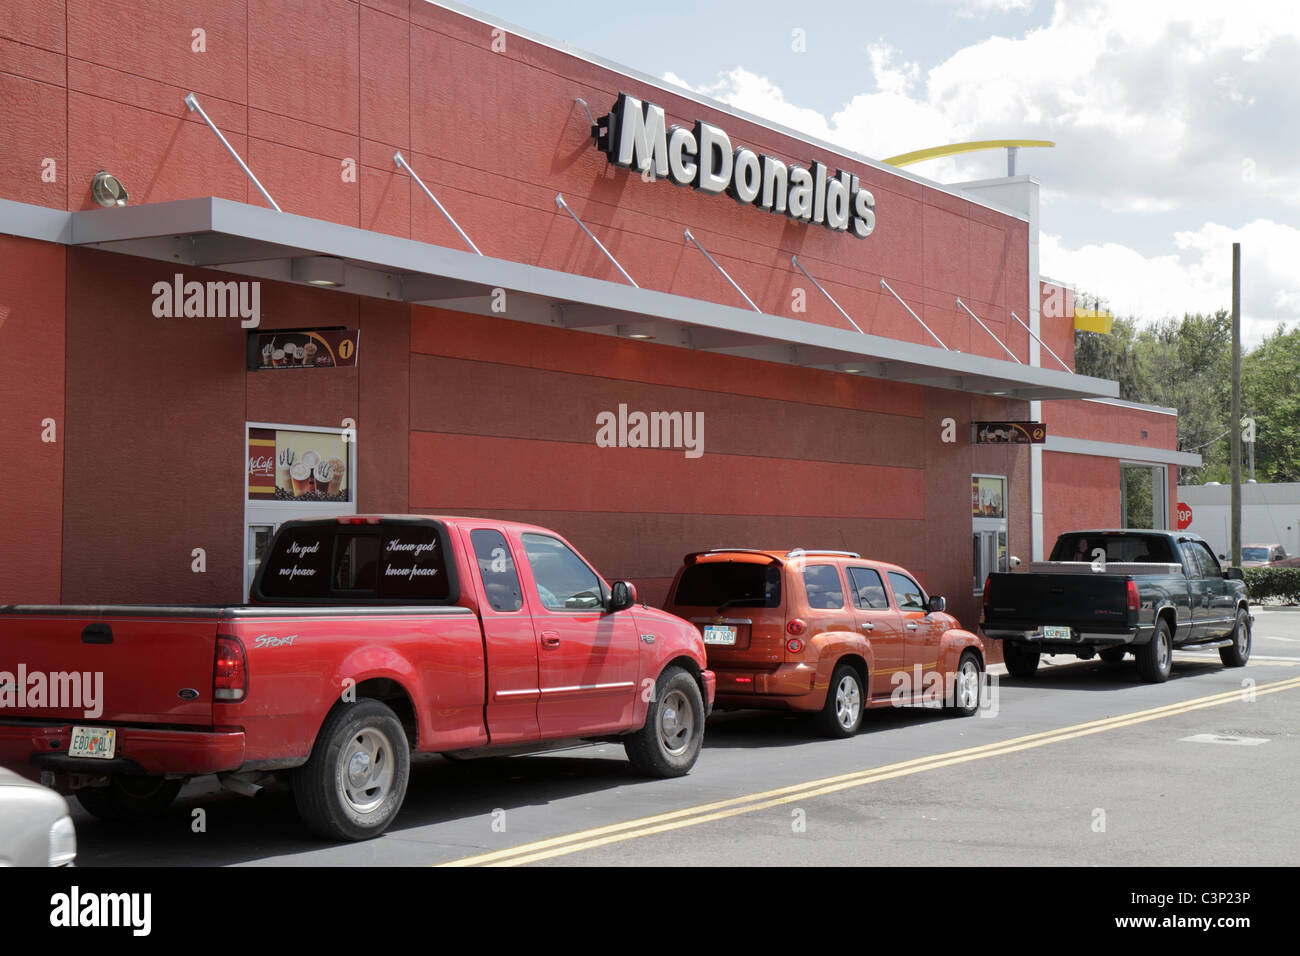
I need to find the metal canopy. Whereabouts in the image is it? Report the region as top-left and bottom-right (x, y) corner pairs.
(2, 195), (1118, 401)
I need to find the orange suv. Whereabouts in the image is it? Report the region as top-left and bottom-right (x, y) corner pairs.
(665, 548), (985, 736)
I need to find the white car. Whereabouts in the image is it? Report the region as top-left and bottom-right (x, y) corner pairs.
(0, 767), (76, 866)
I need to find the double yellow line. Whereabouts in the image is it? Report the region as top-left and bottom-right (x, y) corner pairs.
(440, 675), (1300, 866)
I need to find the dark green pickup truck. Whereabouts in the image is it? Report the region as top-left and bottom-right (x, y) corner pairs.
(981, 530), (1251, 683)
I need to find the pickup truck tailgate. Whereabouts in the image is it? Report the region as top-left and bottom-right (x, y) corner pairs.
(984, 573), (1132, 627)
(0, 606), (221, 726)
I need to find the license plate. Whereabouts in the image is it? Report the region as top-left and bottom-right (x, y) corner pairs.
(69, 726), (116, 760)
(702, 625), (737, 646)
(1042, 625), (1072, 640)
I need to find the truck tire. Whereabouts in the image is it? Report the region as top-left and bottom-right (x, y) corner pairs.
(1136, 618), (1174, 683)
(1219, 608), (1252, 667)
(1099, 647), (1127, 664)
(293, 698), (410, 842)
(816, 663), (865, 738)
(75, 776), (183, 822)
(948, 651), (982, 717)
(1002, 641), (1040, 678)
(624, 666), (705, 777)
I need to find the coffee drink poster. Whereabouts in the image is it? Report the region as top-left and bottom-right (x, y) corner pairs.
(247, 428), (350, 502)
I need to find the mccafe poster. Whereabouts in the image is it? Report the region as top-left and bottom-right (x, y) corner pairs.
(248, 328), (359, 370)
(247, 428), (350, 502)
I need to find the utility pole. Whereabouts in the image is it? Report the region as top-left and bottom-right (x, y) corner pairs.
(1231, 242), (1242, 568)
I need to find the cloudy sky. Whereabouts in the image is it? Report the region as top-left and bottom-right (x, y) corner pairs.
(461, 0), (1300, 346)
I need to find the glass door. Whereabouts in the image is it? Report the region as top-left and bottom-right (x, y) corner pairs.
(244, 422), (357, 601)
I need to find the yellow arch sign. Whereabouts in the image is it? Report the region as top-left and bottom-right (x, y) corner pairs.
(882, 139), (1055, 168)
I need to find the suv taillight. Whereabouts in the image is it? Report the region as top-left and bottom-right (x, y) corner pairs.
(786, 618), (806, 636)
(214, 635), (247, 701)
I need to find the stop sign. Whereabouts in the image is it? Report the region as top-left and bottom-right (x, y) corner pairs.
(1176, 502), (1193, 530)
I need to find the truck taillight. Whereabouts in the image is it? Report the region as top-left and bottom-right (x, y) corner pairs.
(1127, 579), (1140, 614)
(214, 635), (247, 701)
(337, 516), (381, 525)
(982, 577), (992, 610)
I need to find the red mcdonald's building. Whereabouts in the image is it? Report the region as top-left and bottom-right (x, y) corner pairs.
(0, 0), (1197, 632)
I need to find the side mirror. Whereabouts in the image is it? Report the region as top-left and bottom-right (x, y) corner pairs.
(1009, 556), (1021, 569)
(927, 595), (946, 614)
(609, 580), (638, 612)
(1223, 568), (1244, 581)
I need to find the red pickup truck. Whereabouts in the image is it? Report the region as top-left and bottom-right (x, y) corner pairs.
(0, 516), (715, 841)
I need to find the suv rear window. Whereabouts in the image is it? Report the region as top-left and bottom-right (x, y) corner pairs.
(256, 520), (458, 603)
(674, 561), (782, 609)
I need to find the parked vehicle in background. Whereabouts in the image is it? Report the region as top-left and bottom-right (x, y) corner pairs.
(665, 548), (985, 737)
(1238, 544), (1288, 567)
(0, 766), (76, 866)
(982, 529), (1251, 683)
(0, 516), (715, 842)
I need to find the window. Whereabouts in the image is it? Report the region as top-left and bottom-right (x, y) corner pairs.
(471, 529), (524, 612)
(334, 535), (380, 591)
(847, 567), (889, 609)
(256, 520), (453, 602)
(887, 571), (927, 611)
(673, 561), (781, 609)
(1185, 541), (1221, 578)
(1121, 463), (1168, 529)
(802, 565), (845, 609)
(521, 533), (604, 611)
(972, 474), (1009, 593)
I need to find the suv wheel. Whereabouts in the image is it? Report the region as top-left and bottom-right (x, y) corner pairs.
(948, 651), (982, 717)
(817, 664), (865, 738)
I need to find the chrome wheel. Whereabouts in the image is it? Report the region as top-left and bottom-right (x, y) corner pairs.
(339, 727), (396, 815)
(955, 659), (980, 711)
(834, 674), (862, 730)
(1157, 630), (1171, 672)
(658, 688), (694, 757)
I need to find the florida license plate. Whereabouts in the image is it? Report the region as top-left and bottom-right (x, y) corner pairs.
(68, 726), (116, 759)
(1041, 626), (1072, 640)
(702, 625), (737, 645)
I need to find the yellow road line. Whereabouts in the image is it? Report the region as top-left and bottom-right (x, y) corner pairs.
(439, 675), (1300, 867)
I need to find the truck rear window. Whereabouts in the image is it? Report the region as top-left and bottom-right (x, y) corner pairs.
(256, 520), (458, 603)
(673, 561), (781, 609)
(1050, 533), (1174, 564)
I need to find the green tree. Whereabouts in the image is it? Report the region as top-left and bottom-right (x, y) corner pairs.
(1242, 324), (1300, 482)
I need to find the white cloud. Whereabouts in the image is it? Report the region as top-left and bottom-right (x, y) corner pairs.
(1041, 219), (1300, 346)
(932, 0), (1037, 17)
(668, 0), (1300, 211)
(662, 0), (1300, 334)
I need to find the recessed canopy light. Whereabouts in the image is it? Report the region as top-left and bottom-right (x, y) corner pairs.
(291, 256), (346, 288)
(90, 170), (128, 208)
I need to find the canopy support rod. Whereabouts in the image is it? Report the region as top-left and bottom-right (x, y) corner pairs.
(1010, 310), (1072, 372)
(879, 278), (948, 349)
(554, 194), (637, 287)
(791, 255), (863, 333)
(394, 151), (482, 255)
(685, 228), (759, 312)
(957, 297), (1021, 363)
(184, 93), (280, 212)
